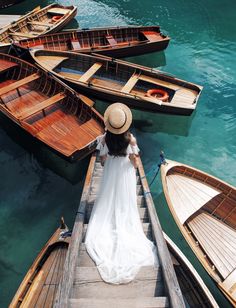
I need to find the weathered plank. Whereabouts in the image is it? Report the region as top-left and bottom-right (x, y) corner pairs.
(69, 297), (169, 308)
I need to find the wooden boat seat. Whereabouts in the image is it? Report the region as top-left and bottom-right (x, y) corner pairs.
(0, 59), (18, 73)
(37, 56), (69, 70)
(47, 8), (70, 15)
(0, 73), (40, 97)
(71, 40), (81, 50)
(105, 35), (117, 46)
(9, 32), (36, 38)
(188, 212), (236, 279)
(19, 92), (66, 120)
(27, 21), (52, 28)
(79, 62), (103, 83)
(141, 31), (160, 42)
(138, 74), (181, 91)
(121, 74), (139, 93)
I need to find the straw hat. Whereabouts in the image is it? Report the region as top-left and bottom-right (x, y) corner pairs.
(104, 103), (132, 134)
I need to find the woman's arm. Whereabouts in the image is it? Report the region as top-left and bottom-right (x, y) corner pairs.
(129, 153), (138, 168)
(128, 134), (139, 168)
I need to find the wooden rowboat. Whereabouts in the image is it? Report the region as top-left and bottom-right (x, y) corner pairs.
(9, 218), (71, 308)
(14, 25), (170, 58)
(54, 153), (185, 308)
(0, 53), (104, 161)
(161, 159), (236, 306)
(0, 0), (24, 9)
(30, 50), (203, 116)
(0, 4), (77, 44)
(164, 233), (219, 307)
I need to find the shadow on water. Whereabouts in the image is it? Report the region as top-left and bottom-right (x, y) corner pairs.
(133, 110), (195, 137)
(125, 50), (166, 69)
(0, 113), (90, 184)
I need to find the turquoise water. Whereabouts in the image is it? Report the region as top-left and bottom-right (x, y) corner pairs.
(0, 0), (235, 306)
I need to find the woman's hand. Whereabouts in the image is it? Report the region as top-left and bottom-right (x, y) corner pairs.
(100, 155), (107, 166)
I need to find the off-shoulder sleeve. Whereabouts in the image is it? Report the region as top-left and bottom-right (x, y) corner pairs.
(96, 134), (108, 156)
(126, 142), (140, 155)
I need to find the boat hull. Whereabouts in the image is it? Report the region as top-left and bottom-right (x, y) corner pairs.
(161, 159), (236, 306)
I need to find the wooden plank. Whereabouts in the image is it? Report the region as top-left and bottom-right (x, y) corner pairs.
(121, 74), (139, 93)
(54, 155), (97, 308)
(37, 56), (68, 70)
(27, 21), (52, 28)
(9, 32), (35, 38)
(141, 31), (160, 42)
(138, 158), (185, 307)
(0, 59), (18, 73)
(71, 277), (163, 298)
(47, 8), (70, 15)
(19, 92), (66, 120)
(105, 35), (117, 46)
(69, 297), (169, 308)
(71, 40), (81, 50)
(0, 73), (40, 97)
(75, 265), (160, 282)
(79, 62), (103, 83)
(188, 212), (236, 279)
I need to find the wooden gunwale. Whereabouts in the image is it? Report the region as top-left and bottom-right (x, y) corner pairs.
(31, 50), (203, 116)
(161, 159), (236, 306)
(0, 53), (104, 161)
(54, 153), (185, 308)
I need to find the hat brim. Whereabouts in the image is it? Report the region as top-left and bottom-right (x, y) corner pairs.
(104, 103), (132, 134)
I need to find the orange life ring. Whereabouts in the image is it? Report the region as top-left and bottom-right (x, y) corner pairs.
(52, 15), (62, 23)
(146, 89), (169, 102)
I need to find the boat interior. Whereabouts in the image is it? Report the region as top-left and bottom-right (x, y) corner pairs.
(0, 54), (103, 157)
(0, 4), (75, 44)
(34, 51), (200, 107)
(166, 164), (236, 285)
(18, 26), (165, 51)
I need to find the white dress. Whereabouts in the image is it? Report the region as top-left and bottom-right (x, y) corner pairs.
(85, 135), (158, 284)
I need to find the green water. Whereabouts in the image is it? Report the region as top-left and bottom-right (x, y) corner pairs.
(0, 0), (235, 307)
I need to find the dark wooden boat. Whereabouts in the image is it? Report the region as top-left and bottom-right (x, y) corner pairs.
(164, 233), (219, 307)
(0, 53), (104, 161)
(0, 4), (77, 44)
(9, 218), (70, 308)
(31, 50), (202, 115)
(0, 0), (24, 9)
(161, 159), (236, 306)
(15, 25), (170, 58)
(55, 153), (185, 308)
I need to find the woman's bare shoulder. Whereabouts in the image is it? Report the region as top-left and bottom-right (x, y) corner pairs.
(129, 133), (137, 146)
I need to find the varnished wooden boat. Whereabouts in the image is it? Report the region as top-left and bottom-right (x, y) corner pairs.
(30, 50), (202, 115)
(0, 4), (77, 44)
(0, 53), (104, 161)
(165, 233), (219, 307)
(14, 25), (170, 58)
(9, 219), (70, 308)
(0, 0), (24, 9)
(54, 153), (185, 308)
(161, 159), (236, 306)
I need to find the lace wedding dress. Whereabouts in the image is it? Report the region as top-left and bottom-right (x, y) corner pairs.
(85, 135), (158, 284)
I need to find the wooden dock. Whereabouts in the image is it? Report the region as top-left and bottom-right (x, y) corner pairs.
(54, 153), (185, 308)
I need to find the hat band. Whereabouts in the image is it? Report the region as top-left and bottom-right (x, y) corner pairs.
(108, 113), (127, 130)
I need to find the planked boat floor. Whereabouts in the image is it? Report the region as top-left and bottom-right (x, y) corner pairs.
(70, 158), (169, 308)
(188, 212), (236, 279)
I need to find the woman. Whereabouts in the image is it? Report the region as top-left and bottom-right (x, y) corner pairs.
(85, 103), (158, 284)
